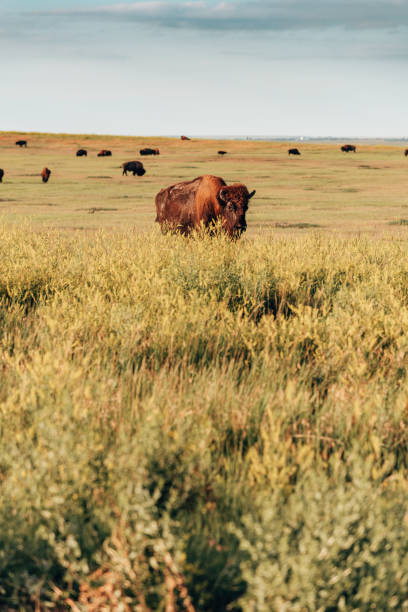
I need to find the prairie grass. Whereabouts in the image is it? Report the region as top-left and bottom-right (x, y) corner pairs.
(1, 131), (408, 236)
(2, 224), (408, 609)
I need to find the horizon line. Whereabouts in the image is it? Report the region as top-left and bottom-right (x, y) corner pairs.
(0, 130), (407, 142)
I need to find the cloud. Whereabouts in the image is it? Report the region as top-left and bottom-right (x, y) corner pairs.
(34, 0), (408, 31)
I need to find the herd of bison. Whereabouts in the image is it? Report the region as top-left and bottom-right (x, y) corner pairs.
(2, 138), (408, 237)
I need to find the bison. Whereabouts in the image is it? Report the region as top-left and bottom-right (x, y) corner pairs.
(97, 150), (112, 157)
(405, 149), (408, 157)
(180, 136), (191, 141)
(155, 174), (255, 237)
(0, 169), (4, 183)
(41, 167), (51, 183)
(122, 161), (146, 176)
(288, 148), (301, 156)
(140, 148), (160, 156)
(16, 140), (27, 147)
(218, 150), (227, 155)
(341, 144), (356, 153)
(76, 149), (87, 157)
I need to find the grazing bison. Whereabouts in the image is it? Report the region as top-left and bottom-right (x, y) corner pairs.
(41, 167), (51, 183)
(341, 144), (356, 153)
(15, 140), (27, 147)
(0, 169), (4, 183)
(76, 149), (87, 157)
(97, 149), (112, 157)
(140, 148), (160, 156)
(218, 150), (227, 155)
(180, 135), (191, 141)
(122, 161), (146, 176)
(288, 148), (301, 156)
(155, 174), (255, 237)
(405, 149), (408, 157)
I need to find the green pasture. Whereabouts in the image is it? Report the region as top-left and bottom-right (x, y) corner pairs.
(0, 131), (407, 234)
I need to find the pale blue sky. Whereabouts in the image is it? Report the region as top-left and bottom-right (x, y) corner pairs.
(2, 1), (408, 137)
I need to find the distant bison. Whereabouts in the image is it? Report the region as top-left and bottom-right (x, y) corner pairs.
(405, 149), (408, 157)
(155, 174), (255, 237)
(140, 148), (160, 156)
(0, 169), (4, 183)
(41, 167), (51, 183)
(122, 161), (146, 176)
(180, 136), (191, 141)
(341, 144), (356, 153)
(15, 140), (27, 148)
(288, 148), (301, 156)
(97, 150), (112, 157)
(218, 150), (227, 155)
(76, 149), (87, 157)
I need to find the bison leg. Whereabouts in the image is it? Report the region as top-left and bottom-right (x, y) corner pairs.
(157, 219), (174, 234)
(159, 221), (169, 234)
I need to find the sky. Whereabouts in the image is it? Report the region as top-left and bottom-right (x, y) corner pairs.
(1, 0), (408, 138)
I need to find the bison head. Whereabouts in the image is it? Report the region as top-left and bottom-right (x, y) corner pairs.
(218, 184), (255, 236)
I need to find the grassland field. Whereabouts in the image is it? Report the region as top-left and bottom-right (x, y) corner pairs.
(3, 132), (408, 610)
(0, 131), (407, 234)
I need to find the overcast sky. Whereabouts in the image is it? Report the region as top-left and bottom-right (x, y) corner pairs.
(2, 0), (408, 137)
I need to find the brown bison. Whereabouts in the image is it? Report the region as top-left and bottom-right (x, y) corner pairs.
(288, 148), (301, 156)
(341, 144), (356, 153)
(180, 135), (191, 141)
(41, 167), (51, 183)
(405, 149), (408, 157)
(97, 149), (112, 157)
(122, 161), (146, 176)
(218, 150), (227, 155)
(0, 169), (4, 183)
(155, 174), (255, 237)
(76, 149), (87, 157)
(16, 140), (27, 147)
(140, 148), (160, 156)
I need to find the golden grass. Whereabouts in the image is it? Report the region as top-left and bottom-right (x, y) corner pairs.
(2, 226), (408, 608)
(2, 131), (408, 609)
(0, 131), (407, 235)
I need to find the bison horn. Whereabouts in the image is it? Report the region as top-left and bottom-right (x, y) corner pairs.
(248, 190), (256, 199)
(218, 188), (227, 203)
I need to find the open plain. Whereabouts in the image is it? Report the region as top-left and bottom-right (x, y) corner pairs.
(2, 133), (408, 610)
(0, 131), (407, 235)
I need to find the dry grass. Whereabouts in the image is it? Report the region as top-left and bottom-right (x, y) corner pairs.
(2, 131), (408, 609)
(2, 226), (408, 609)
(0, 131), (407, 235)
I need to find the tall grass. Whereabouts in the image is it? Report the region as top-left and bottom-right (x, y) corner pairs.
(1, 224), (408, 609)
